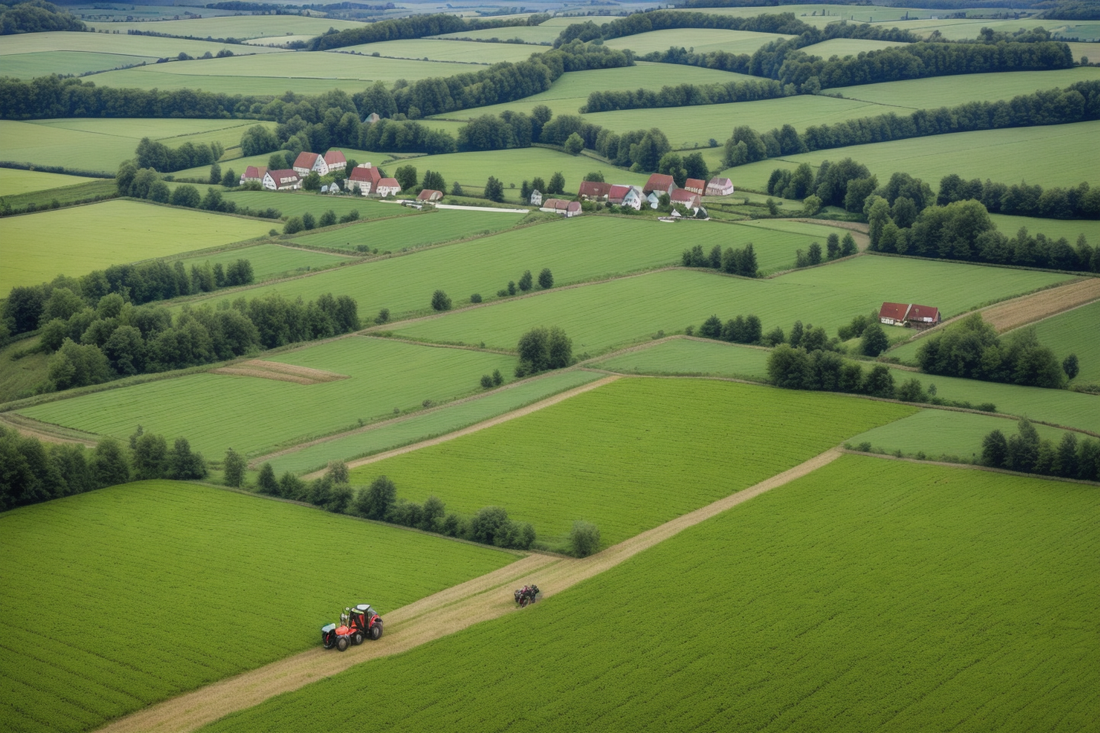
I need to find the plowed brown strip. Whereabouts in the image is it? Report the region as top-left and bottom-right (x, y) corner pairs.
(209, 360), (347, 385)
(981, 278), (1100, 332)
(96, 448), (840, 733)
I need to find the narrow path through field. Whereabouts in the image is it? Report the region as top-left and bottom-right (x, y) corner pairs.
(0, 413), (97, 446)
(96, 448), (842, 733)
(300, 374), (619, 479)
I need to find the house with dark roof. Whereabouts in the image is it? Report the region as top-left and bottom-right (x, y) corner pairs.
(643, 173), (676, 196)
(907, 304), (941, 326)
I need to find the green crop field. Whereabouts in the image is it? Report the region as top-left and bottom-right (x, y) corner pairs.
(90, 52), (476, 95)
(242, 34), (316, 47)
(348, 378), (914, 548)
(266, 369), (606, 475)
(287, 207), (527, 252)
(724, 121), (1100, 192)
(16, 337), (517, 458)
(592, 338), (771, 380)
(847, 408), (1069, 461)
(171, 243), (355, 282)
(0, 334), (48, 403)
(177, 216), (843, 320)
(831, 67), (1100, 106)
(1067, 41), (1100, 64)
(988, 213), (1100, 245)
(0, 118), (274, 173)
(428, 61), (760, 120)
(339, 38), (539, 64)
(679, 4), (997, 24)
(602, 28), (795, 56)
(0, 480), (514, 733)
(221, 190), (420, 220)
(799, 37), (910, 57)
(202, 455), (1100, 733)
(84, 15), (368, 39)
(884, 17), (1100, 41)
(431, 25), (560, 43)
(0, 168), (97, 196)
(1019, 300), (1100, 385)
(0, 200), (271, 292)
(0, 50), (161, 78)
(0, 29), (287, 60)
(391, 257), (1071, 356)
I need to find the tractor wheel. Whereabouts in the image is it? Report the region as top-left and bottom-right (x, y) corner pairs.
(336, 636), (349, 652)
(353, 631), (364, 645)
(369, 623), (383, 641)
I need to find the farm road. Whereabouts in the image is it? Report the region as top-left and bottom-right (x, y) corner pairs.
(97, 448), (843, 733)
(980, 277), (1100, 332)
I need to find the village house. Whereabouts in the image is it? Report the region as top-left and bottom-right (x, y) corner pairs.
(706, 177), (734, 196)
(376, 177), (401, 197)
(645, 191), (661, 209)
(879, 302), (941, 327)
(323, 150), (347, 172)
(240, 165), (267, 185)
(263, 169), (302, 191)
(643, 173), (676, 197)
(684, 178), (706, 196)
(417, 189), (443, 203)
(529, 189), (542, 206)
(292, 152), (329, 177)
(670, 189), (702, 210)
(347, 163), (382, 195)
(608, 184), (644, 210)
(364, 112), (381, 124)
(541, 198), (582, 217)
(577, 180), (612, 201)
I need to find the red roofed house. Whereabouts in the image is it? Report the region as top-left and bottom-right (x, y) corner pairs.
(706, 177), (734, 196)
(684, 178), (706, 196)
(262, 169), (302, 191)
(609, 184), (644, 210)
(347, 163), (382, 195)
(323, 150), (346, 172)
(292, 152), (328, 177)
(240, 165), (267, 185)
(417, 189), (443, 203)
(879, 302), (941, 328)
(907, 304), (940, 327)
(540, 198), (582, 217)
(376, 177), (401, 197)
(670, 189), (701, 209)
(577, 180), (612, 201)
(878, 302), (911, 326)
(643, 173), (676, 196)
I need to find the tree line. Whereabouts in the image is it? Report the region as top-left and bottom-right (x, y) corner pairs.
(726, 80), (1100, 168)
(116, 162), (282, 219)
(937, 173), (1100, 220)
(682, 242), (760, 277)
(0, 425), (204, 513)
(135, 137), (224, 173)
(0, 0), (84, 34)
(553, 10), (820, 47)
(306, 12), (533, 51)
(581, 77), (789, 113)
(981, 419), (1100, 481)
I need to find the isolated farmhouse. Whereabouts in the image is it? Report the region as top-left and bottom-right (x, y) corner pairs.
(879, 302), (941, 327)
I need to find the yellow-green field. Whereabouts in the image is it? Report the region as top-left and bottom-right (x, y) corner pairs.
(338, 38), (538, 64)
(0, 29), (286, 60)
(432, 25), (560, 44)
(0, 168), (97, 196)
(84, 14), (368, 38)
(831, 67), (1100, 108)
(0, 200), (271, 291)
(799, 37), (910, 57)
(603, 28), (795, 55)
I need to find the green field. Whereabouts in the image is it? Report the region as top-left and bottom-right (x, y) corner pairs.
(287, 207), (527, 252)
(1067, 41), (1100, 64)
(391, 256), (1071, 356)
(222, 190), (420, 219)
(84, 15), (367, 38)
(988, 213), (1100, 245)
(0, 50), (161, 78)
(830, 67), (1100, 107)
(17, 337), (517, 458)
(339, 38), (539, 64)
(90, 52), (476, 95)
(602, 28), (794, 55)
(679, 4), (1002, 24)
(800, 37), (910, 57)
(0, 335), (47, 403)
(0, 168), (97, 196)
(884, 16), (1100, 41)
(0, 200), (272, 292)
(172, 243), (355, 282)
(178, 216), (848, 320)
(204, 454), (1100, 733)
(348, 378), (915, 547)
(1021, 299), (1100, 385)
(847, 408), (1070, 461)
(266, 369), (606, 475)
(0, 29), (286, 61)
(592, 337), (770, 380)
(0, 480), (514, 733)
(432, 25), (560, 43)
(0, 118), (275, 173)
(724, 121), (1100, 192)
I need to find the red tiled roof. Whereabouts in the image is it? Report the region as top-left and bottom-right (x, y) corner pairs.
(323, 150), (346, 165)
(684, 178), (705, 194)
(643, 173), (675, 193)
(243, 165), (267, 179)
(349, 166), (381, 183)
(417, 189), (442, 201)
(378, 177), (400, 189)
(879, 302), (910, 321)
(907, 304), (940, 322)
(578, 181), (611, 198)
(608, 184), (632, 202)
(670, 189), (700, 206)
(293, 152), (320, 168)
(543, 198), (580, 212)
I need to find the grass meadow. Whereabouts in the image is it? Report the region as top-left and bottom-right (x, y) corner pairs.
(592, 337), (770, 380)
(1018, 299), (1100, 385)
(347, 378), (915, 548)
(431, 25), (561, 43)
(0, 480), (514, 733)
(339, 38), (539, 64)
(16, 337), (517, 457)
(83, 14), (367, 38)
(884, 16), (1100, 41)
(988, 213), (1100, 244)
(0, 50), (161, 78)
(171, 243), (355, 282)
(799, 37), (910, 57)
(602, 28), (795, 55)
(287, 207), (527, 252)
(723, 120), (1100, 191)
(0, 200), (272, 292)
(830, 66), (1100, 107)
(0, 334), (47, 403)
(0, 29), (286, 61)
(266, 369), (606, 474)
(391, 257), (1071, 355)
(178, 216), (843, 320)
(203, 455), (1100, 733)
(0, 168), (96, 196)
(221, 190), (420, 219)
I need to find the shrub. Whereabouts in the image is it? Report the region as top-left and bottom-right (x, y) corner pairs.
(570, 520), (601, 557)
(355, 475), (396, 520)
(470, 293), (482, 303)
(431, 290), (452, 311)
(538, 268), (554, 289)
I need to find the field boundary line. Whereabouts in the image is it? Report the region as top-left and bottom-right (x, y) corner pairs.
(301, 374), (620, 478)
(96, 449), (841, 733)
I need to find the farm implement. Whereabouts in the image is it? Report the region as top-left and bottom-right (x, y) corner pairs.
(514, 584), (540, 608)
(321, 604), (384, 651)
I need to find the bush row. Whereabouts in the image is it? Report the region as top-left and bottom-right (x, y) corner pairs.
(981, 418), (1100, 481)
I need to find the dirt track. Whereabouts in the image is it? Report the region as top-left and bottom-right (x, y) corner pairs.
(0, 413), (97, 446)
(97, 448), (842, 733)
(980, 278), (1100, 332)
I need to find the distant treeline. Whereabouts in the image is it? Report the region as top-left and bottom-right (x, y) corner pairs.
(1039, 0), (1100, 20)
(553, 9), (818, 46)
(0, 0), (84, 34)
(581, 78), (788, 113)
(981, 419), (1100, 481)
(937, 174), (1100, 219)
(307, 12), (539, 51)
(136, 138), (224, 173)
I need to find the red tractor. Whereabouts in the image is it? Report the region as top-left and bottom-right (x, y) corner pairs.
(321, 604), (384, 651)
(514, 584), (540, 608)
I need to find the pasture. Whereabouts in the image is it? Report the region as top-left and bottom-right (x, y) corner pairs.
(90, 53), (476, 95)
(881, 16), (1100, 41)
(288, 208), (527, 252)
(723, 120), (1100, 192)
(221, 190), (418, 219)
(266, 369), (606, 475)
(847, 409), (1069, 461)
(178, 216), (842, 319)
(390, 257), (1071, 355)
(0, 50), (160, 79)
(1067, 41), (1100, 64)
(1020, 299), (1100, 385)
(171, 243), (355, 282)
(84, 15), (368, 39)
(0, 118), (274, 173)
(431, 25), (560, 44)
(0, 168), (96, 196)
(681, 4), (983, 24)
(592, 338), (770, 381)
(203, 455), (1100, 733)
(830, 67), (1100, 107)
(0, 29), (286, 60)
(0, 480), (514, 733)
(602, 28), (795, 56)
(0, 200), (271, 292)
(339, 38), (538, 64)
(799, 37), (909, 57)
(988, 213), (1100, 245)
(16, 337), (517, 457)
(347, 378), (915, 548)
